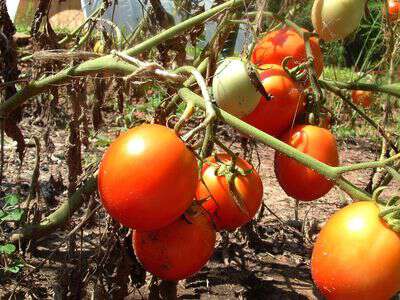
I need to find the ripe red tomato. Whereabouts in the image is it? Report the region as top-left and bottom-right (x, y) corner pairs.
(98, 124), (198, 231)
(133, 205), (216, 281)
(274, 125), (339, 201)
(196, 154), (263, 231)
(312, 201), (400, 300)
(241, 64), (305, 137)
(251, 27), (324, 78)
(387, 0), (400, 22)
(351, 90), (373, 108)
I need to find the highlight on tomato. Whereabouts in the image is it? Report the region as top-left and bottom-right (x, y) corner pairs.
(274, 125), (339, 201)
(386, 0), (400, 22)
(133, 205), (216, 281)
(312, 0), (366, 41)
(241, 64), (305, 137)
(251, 27), (324, 78)
(212, 57), (262, 118)
(311, 201), (400, 300)
(351, 90), (373, 108)
(98, 124), (198, 231)
(196, 153), (263, 231)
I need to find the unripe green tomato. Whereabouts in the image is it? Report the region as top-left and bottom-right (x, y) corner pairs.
(312, 0), (367, 41)
(212, 58), (261, 118)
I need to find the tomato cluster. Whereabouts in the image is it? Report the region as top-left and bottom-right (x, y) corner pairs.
(98, 124), (264, 281)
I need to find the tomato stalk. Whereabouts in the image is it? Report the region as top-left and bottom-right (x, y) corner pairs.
(173, 66), (216, 142)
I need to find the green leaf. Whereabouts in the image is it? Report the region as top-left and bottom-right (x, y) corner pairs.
(5, 263), (23, 273)
(3, 194), (20, 206)
(1, 208), (23, 221)
(0, 244), (16, 255)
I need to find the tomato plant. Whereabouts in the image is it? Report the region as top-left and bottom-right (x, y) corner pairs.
(241, 64), (305, 137)
(196, 153), (263, 231)
(274, 125), (339, 201)
(133, 205), (216, 281)
(98, 124), (198, 231)
(312, 201), (400, 300)
(351, 90), (373, 108)
(251, 27), (324, 78)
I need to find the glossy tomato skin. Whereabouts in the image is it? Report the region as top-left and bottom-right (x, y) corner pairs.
(196, 154), (263, 231)
(387, 0), (400, 22)
(274, 125), (339, 201)
(251, 27), (324, 78)
(352, 90), (373, 108)
(133, 206), (216, 281)
(241, 64), (305, 138)
(98, 124), (198, 231)
(312, 201), (400, 300)
(212, 58), (261, 118)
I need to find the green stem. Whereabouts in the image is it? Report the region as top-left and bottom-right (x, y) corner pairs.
(320, 80), (400, 99)
(125, 0), (245, 57)
(336, 153), (400, 174)
(59, 5), (104, 46)
(0, 57), (136, 117)
(2, 0), (244, 117)
(178, 87), (372, 201)
(11, 176), (97, 242)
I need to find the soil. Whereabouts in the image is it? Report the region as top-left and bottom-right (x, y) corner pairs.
(0, 100), (398, 299)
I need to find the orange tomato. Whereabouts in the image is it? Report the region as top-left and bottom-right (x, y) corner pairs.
(312, 201), (400, 300)
(98, 124), (198, 230)
(387, 0), (400, 22)
(251, 27), (324, 78)
(133, 205), (216, 281)
(241, 64), (305, 137)
(351, 90), (373, 108)
(274, 125), (339, 201)
(196, 154), (263, 231)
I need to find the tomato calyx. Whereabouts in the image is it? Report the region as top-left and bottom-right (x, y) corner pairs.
(210, 158), (253, 217)
(281, 56), (309, 83)
(374, 187), (400, 232)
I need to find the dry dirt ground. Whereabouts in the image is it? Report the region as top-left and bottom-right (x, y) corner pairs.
(1, 108), (398, 299)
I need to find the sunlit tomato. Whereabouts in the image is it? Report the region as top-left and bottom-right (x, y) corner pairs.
(133, 205), (216, 281)
(351, 90), (373, 108)
(196, 154), (263, 231)
(251, 27), (324, 78)
(386, 0), (400, 22)
(98, 124), (198, 231)
(312, 0), (366, 41)
(274, 125), (339, 201)
(241, 64), (305, 137)
(212, 57), (261, 118)
(311, 201), (400, 300)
